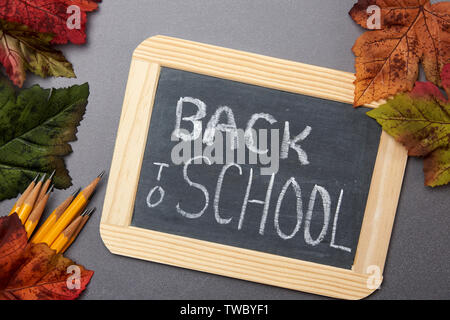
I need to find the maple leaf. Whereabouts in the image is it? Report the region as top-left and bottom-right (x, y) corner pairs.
(0, 19), (75, 87)
(0, 0), (100, 45)
(0, 214), (93, 300)
(367, 64), (450, 187)
(0, 79), (89, 201)
(349, 0), (450, 107)
(68, 0), (101, 11)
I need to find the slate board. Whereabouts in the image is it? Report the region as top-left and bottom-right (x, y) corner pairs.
(131, 67), (381, 269)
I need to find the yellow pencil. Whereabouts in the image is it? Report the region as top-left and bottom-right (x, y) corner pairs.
(61, 208), (95, 253)
(41, 171), (104, 246)
(36, 170), (55, 204)
(17, 175), (45, 224)
(9, 174), (39, 216)
(31, 188), (80, 244)
(24, 186), (53, 238)
(50, 214), (84, 254)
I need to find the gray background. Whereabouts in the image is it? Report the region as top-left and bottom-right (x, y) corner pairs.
(0, 0), (448, 299)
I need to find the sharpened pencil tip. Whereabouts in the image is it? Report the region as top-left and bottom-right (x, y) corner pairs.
(87, 208), (96, 217)
(39, 174), (46, 183)
(72, 187), (81, 197)
(98, 170), (105, 179)
(32, 174), (39, 183)
(81, 208), (90, 216)
(48, 170), (56, 181)
(46, 185), (54, 194)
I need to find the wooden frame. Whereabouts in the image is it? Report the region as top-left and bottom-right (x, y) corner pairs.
(100, 35), (408, 300)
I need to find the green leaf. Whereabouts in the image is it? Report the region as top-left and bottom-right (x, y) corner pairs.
(367, 93), (450, 156)
(0, 19), (75, 87)
(424, 148), (450, 187)
(367, 66), (450, 187)
(0, 78), (88, 200)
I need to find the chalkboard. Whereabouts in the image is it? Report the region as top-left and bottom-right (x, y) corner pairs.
(130, 67), (381, 269)
(101, 36), (407, 299)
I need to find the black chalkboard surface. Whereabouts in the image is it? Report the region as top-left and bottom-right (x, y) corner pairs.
(131, 67), (381, 270)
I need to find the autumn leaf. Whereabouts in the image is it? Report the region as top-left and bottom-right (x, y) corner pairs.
(4, 243), (93, 300)
(67, 0), (101, 11)
(0, 214), (93, 300)
(0, 19), (75, 87)
(0, 79), (89, 201)
(0, 0), (100, 45)
(350, 0), (450, 106)
(0, 212), (27, 291)
(367, 64), (450, 187)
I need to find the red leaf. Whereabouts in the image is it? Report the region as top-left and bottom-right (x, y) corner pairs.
(410, 81), (446, 102)
(0, 20), (75, 87)
(441, 64), (450, 98)
(0, 214), (27, 288)
(0, 0), (100, 44)
(67, 0), (101, 11)
(0, 214), (94, 300)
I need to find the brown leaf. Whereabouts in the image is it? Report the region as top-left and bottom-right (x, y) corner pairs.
(350, 0), (450, 106)
(0, 213), (27, 288)
(3, 243), (94, 300)
(0, 214), (94, 300)
(350, 0), (427, 30)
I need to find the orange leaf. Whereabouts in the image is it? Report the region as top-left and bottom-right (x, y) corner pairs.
(0, 214), (93, 300)
(349, 0), (450, 106)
